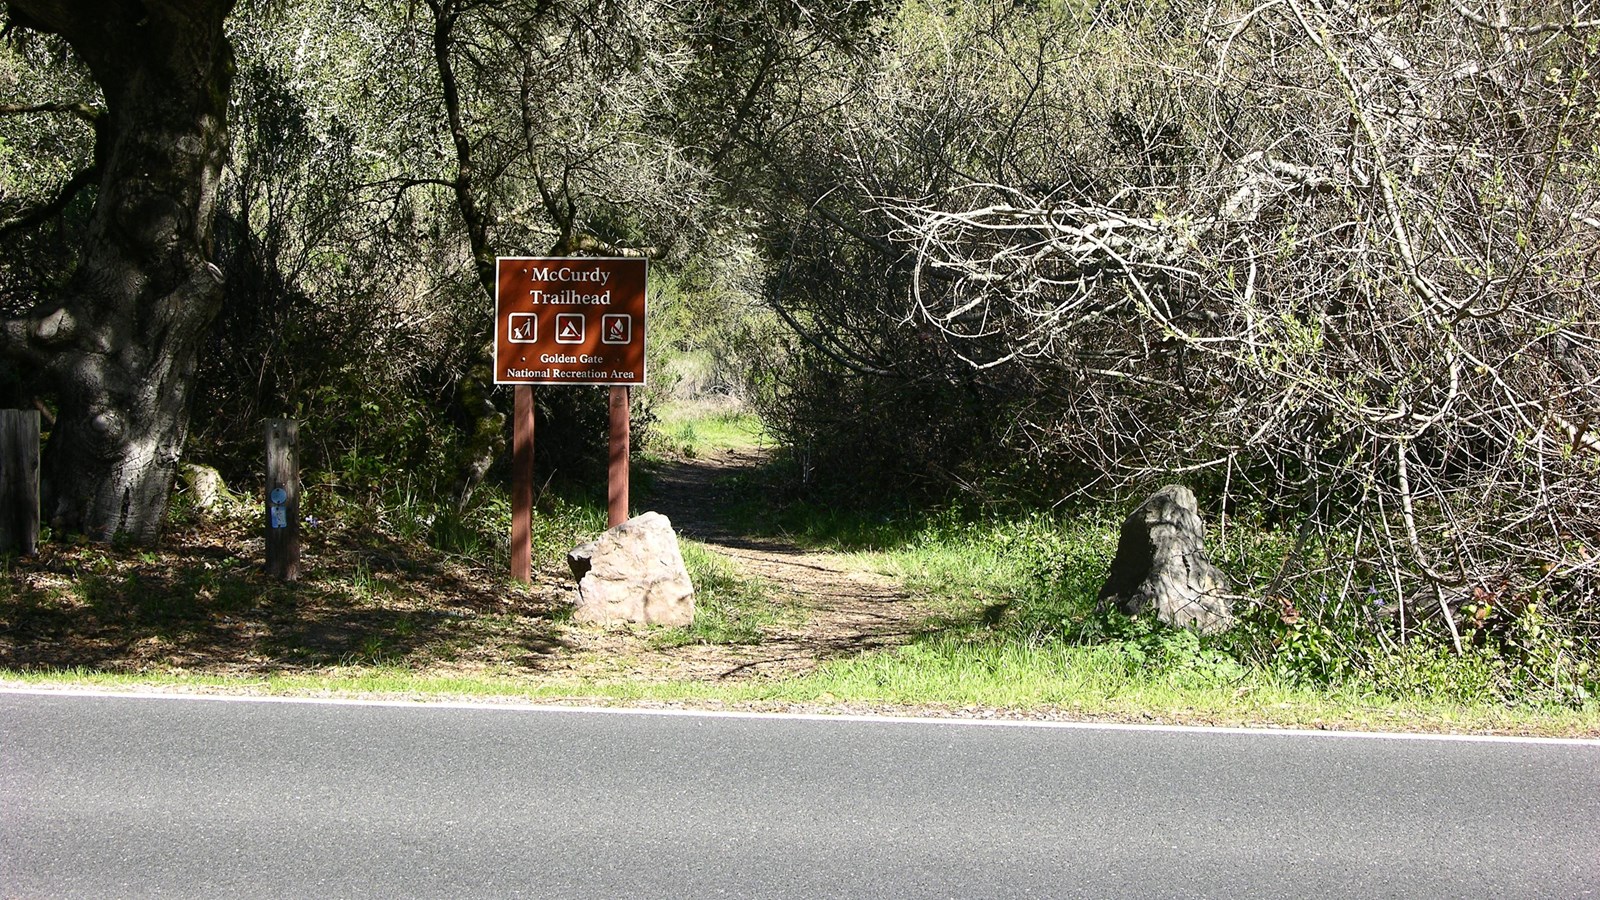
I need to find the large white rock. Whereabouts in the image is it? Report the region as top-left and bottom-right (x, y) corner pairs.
(566, 511), (696, 626)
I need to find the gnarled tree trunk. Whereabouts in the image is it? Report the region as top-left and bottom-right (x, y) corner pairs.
(2, 0), (234, 542)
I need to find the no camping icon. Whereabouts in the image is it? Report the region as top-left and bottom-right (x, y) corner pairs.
(555, 314), (584, 344)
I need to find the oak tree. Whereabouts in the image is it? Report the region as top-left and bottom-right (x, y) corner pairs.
(1, 0), (234, 541)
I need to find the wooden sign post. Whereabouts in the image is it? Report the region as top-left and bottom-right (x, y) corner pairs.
(264, 419), (300, 581)
(511, 384), (535, 583)
(0, 409), (40, 556)
(608, 386), (630, 527)
(493, 257), (647, 579)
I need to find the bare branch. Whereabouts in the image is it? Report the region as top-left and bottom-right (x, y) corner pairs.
(0, 164), (97, 238)
(1449, 1), (1600, 35)
(0, 100), (102, 124)
(773, 0), (1600, 637)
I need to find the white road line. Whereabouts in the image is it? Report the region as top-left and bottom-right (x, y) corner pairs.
(3, 685), (1597, 746)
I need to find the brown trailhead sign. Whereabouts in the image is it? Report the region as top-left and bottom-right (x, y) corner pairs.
(494, 257), (647, 385)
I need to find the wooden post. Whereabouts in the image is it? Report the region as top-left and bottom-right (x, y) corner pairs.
(511, 384), (534, 583)
(608, 386), (630, 528)
(264, 419), (300, 581)
(0, 410), (40, 556)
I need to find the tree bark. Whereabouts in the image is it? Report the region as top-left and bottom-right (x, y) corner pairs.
(426, 0), (507, 512)
(2, 0), (234, 542)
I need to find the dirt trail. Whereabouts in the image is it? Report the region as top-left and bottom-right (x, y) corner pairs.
(556, 449), (927, 681)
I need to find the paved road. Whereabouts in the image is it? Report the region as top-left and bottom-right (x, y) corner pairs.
(2, 690), (1596, 898)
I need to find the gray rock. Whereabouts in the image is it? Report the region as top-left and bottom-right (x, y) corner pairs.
(566, 511), (695, 626)
(1097, 485), (1233, 634)
(179, 463), (233, 515)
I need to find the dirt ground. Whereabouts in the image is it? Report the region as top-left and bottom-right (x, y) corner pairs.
(0, 451), (931, 684)
(557, 449), (929, 680)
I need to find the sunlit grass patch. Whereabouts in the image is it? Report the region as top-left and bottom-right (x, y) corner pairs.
(651, 541), (794, 647)
(790, 639), (1599, 735)
(649, 400), (767, 458)
(5, 660), (1596, 738)
(710, 479), (1600, 718)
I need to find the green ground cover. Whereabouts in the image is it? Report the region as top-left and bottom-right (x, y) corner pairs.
(650, 542), (797, 647)
(4, 407), (1596, 737)
(648, 401), (768, 459)
(705, 449), (1598, 729)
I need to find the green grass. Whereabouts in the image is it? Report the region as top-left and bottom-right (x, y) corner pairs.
(702, 485), (1600, 727)
(4, 662), (1595, 737)
(648, 401), (767, 458)
(795, 642), (1597, 734)
(7, 447), (1598, 737)
(651, 541), (794, 647)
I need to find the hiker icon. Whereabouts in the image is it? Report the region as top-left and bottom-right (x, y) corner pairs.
(508, 313), (537, 343)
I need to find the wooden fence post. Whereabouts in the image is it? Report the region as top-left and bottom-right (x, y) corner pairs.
(264, 419), (300, 581)
(0, 410), (40, 556)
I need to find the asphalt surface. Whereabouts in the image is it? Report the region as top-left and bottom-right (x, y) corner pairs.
(2, 690), (1597, 899)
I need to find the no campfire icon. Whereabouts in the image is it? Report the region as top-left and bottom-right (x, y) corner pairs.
(601, 314), (632, 345)
(555, 314), (584, 344)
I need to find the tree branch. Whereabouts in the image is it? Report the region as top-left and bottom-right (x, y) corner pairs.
(427, 0), (495, 297)
(566, 232), (660, 258)
(1449, 1), (1600, 35)
(0, 164), (97, 239)
(0, 101), (103, 124)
